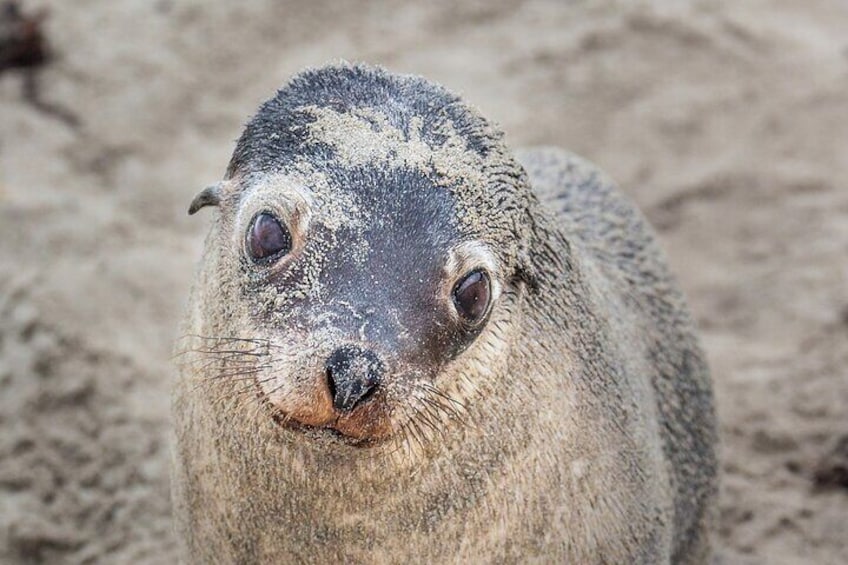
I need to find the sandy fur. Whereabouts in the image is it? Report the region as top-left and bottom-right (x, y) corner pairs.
(172, 65), (716, 563)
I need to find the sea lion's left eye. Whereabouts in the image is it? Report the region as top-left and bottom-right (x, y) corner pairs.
(247, 212), (292, 262)
(452, 270), (491, 323)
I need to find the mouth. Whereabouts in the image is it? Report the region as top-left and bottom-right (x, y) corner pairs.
(253, 379), (392, 447)
(270, 413), (389, 447)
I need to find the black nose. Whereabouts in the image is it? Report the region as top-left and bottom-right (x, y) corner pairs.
(325, 345), (384, 412)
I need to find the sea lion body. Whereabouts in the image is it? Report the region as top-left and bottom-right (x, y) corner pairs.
(173, 64), (717, 563)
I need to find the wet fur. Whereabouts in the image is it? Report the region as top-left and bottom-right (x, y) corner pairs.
(172, 64), (717, 563)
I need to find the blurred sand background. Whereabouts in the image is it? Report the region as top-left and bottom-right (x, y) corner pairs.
(1, 0), (846, 563)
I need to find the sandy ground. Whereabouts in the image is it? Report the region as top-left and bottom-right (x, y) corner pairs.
(0, 0), (846, 563)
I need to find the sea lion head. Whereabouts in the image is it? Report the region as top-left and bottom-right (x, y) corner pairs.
(187, 64), (539, 448)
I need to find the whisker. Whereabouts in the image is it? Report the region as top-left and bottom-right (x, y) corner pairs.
(415, 383), (469, 424)
(412, 401), (440, 436)
(420, 382), (466, 410)
(177, 334), (290, 350)
(189, 369), (269, 394)
(418, 394), (451, 416)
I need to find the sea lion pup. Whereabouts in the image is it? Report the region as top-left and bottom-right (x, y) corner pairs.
(173, 63), (718, 563)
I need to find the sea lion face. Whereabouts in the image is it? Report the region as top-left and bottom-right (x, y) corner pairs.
(223, 165), (505, 445)
(191, 65), (534, 447)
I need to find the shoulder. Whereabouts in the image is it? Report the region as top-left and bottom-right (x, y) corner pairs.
(516, 147), (655, 273)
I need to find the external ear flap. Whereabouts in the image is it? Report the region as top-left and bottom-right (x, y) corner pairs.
(512, 203), (544, 294)
(187, 183), (222, 215)
(515, 251), (541, 294)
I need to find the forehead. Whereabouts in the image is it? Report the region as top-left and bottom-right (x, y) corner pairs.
(315, 165), (460, 300)
(322, 164), (459, 250)
(228, 65), (496, 182)
(227, 67), (498, 234)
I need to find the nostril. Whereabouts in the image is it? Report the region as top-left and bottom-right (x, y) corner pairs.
(325, 364), (337, 400)
(357, 378), (378, 402)
(324, 345), (384, 413)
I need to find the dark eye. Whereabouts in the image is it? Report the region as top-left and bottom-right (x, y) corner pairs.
(246, 212), (292, 262)
(452, 270), (491, 323)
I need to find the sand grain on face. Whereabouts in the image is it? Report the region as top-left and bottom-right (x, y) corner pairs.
(300, 105), (487, 188)
(1, 1), (847, 563)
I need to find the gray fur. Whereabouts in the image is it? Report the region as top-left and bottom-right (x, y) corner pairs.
(173, 64), (717, 563)
(187, 183), (223, 215)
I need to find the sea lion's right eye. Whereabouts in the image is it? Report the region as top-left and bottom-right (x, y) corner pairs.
(247, 212), (292, 262)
